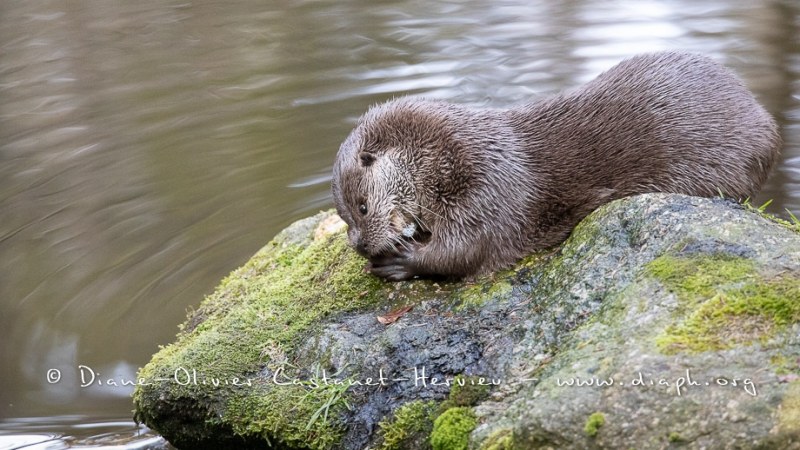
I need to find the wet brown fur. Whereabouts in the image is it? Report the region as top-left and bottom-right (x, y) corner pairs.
(331, 52), (781, 280)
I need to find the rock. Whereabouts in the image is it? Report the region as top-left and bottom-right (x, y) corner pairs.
(133, 193), (800, 449)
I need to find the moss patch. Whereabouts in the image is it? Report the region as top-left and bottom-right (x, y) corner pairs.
(648, 254), (800, 354)
(440, 374), (492, 410)
(430, 407), (478, 450)
(224, 376), (351, 449)
(134, 213), (395, 449)
(451, 250), (548, 311)
(778, 381), (800, 433)
(583, 412), (605, 437)
(378, 400), (438, 450)
(377, 375), (492, 450)
(480, 428), (514, 450)
(771, 355), (800, 376)
(668, 431), (682, 442)
(455, 280), (513, 310)
(648, 254), (755, 300)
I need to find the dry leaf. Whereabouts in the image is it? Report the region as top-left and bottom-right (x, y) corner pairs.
(377, 305), (413, 325)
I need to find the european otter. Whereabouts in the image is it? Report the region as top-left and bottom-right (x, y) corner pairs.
(331, 51), (781, 281)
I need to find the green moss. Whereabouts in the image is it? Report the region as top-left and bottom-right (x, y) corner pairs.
(452, 249), (549, 311)
(430, 407), (478, 450)
(455, 280), (513, 310)
(668, 431), (682, 442)
(480, 428), (514, 450)
(225, 376), (351, 449)
(648, 254), (754, 300)
(771, 355), (800, 376)
(442, 374), (492, 410)
(648, 254), (800, 354)
(584, 412), (605, 437)
(134, 213), (394, 449)
(377, 376), (492, 450)
(779, 381), (800, 433)
(378, 401), (438, 450)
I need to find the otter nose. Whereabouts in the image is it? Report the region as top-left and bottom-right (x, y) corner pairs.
(355, 240), (368, 256)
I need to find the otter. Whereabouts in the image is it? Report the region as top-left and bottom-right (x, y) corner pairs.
(331, 51), (781, 281)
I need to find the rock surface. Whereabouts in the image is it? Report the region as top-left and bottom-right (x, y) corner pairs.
(133, 194), (800, 449)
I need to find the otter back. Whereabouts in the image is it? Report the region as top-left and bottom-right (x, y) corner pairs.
(331, 51), (781, 280)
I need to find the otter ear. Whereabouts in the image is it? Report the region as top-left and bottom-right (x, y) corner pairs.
(359, 152), (376, 167)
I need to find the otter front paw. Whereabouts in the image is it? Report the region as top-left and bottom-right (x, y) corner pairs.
(366, 254), (417, 281)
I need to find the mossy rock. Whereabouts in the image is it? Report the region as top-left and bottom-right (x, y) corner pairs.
(134, 194), (800, 449)
(133, 212), (391, 449)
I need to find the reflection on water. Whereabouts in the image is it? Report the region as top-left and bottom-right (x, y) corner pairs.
(1, 0), (798, 445)
(0, 417), (171, 449)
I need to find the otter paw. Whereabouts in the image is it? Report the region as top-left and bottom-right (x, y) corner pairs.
(366, 256), (416, 281)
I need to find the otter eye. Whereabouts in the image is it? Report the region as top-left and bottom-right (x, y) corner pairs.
(360, 152), (375, 167)
(358, 204), (368, 215)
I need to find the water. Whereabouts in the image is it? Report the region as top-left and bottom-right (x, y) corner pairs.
(1, 0), (798, 447)
(0, 417), (170, 449)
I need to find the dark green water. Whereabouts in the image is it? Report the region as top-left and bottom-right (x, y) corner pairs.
(1, 0), (798, 447)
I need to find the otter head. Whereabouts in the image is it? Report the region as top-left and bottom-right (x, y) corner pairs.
(331, 99), (439, 260)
